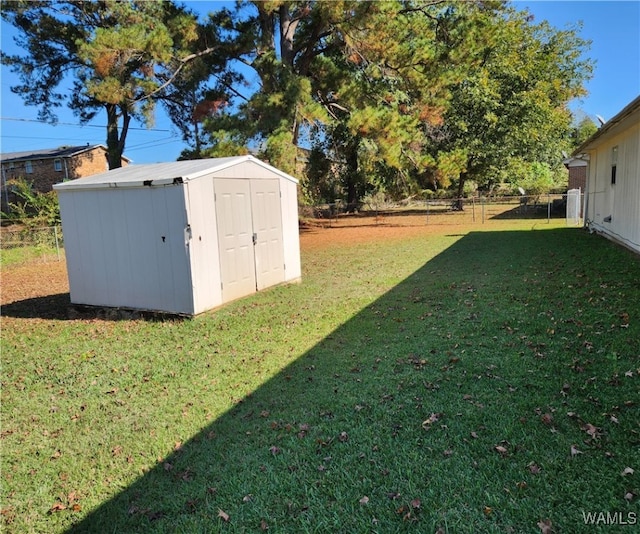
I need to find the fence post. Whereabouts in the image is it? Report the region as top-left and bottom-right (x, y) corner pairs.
(482, 196), (485, 224)
(547, 193), (551, 223)
(54, 225), (61, 261)
(425, 199), (429, 224)
(472, 196), (476, 223)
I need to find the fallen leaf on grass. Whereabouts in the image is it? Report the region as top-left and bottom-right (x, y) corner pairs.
(622, 467), (634, 476)
(260, 519), (269, 530)
(537, 518), (553, 533)
(421, 412), (443, 430)
(540, 413), (553, 426)
(528, 463), (542, 474)
(218, 509), (230, 522)
(582, 423), (600, 439)
(570, 445), (582, 457)
(269, 446), (281, 455)
(624, 492), (635, 502)
(48, 502), (67, 514)
(410, 498), (421, 509)
(483, 506), (492, 516)
(494, 445), (508, 456)
(359, 496), (369, 505)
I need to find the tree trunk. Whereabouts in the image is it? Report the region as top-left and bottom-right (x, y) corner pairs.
(454, 171), (467, 210)
(105, 104), (121, 169)
(345, 138), (360, 211)
(105, 104), (130, 169)
(279, 4), (299, 67)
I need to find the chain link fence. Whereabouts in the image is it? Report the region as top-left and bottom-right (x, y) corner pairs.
(2, 193), (584, 265)
(0, 225), (64, 264)
(301, 193), (583, 227)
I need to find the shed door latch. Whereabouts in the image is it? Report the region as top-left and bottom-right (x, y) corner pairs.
(252, 233), (257, 246)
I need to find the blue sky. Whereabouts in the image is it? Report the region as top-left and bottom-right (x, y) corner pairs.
(1, 1), (639, 164)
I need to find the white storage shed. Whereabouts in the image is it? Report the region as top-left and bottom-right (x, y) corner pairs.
(54, 156), (301, 315)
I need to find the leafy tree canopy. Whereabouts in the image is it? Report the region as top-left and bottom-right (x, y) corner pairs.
(2, 1), (593, 204)
(194, 1), (591, 205)
(1, 0), (206, 168)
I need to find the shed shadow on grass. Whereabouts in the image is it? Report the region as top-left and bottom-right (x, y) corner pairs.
(1, 294), (189, 322)
(1, 293), (73, 320)
(62, 228), (633, 533)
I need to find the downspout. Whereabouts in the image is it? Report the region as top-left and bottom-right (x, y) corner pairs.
(63, 159), (69, 181)
(581, 153), (589, 229)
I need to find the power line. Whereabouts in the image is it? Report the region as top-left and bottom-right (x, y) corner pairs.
(126, 138), (183, 151)
(0, 116), (172, 132)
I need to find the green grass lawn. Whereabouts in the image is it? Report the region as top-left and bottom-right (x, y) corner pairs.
(2, 224), (639, 533)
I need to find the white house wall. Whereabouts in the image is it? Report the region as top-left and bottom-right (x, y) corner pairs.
(586, 121), (640, 253)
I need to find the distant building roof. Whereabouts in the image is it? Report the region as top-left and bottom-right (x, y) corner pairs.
(0, 144), (131, 163)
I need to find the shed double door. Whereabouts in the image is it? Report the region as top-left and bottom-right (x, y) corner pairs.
(214, 179), (285, 303)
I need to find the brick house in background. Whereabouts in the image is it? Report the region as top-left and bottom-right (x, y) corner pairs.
(563, 155), (588, 192)
(1, 144), (130, 212)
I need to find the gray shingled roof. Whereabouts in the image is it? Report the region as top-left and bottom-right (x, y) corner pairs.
(0, 144), (130, 162)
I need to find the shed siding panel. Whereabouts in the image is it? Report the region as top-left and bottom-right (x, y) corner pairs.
(58, 192), (90, 305)
(66, 182), (233, 313)
(150, 186), (193, 314)
(96, 189), (133, 307)
(123, 189), (162, 309)
(72, 191), (110, 305)
(185, 177), (223, 314)
(281, 179), (302, 281)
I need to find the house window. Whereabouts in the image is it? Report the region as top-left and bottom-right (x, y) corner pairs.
(54, 158), (63, 171)
(611, 146), (618, 185)
(25, 160), (33, 174)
